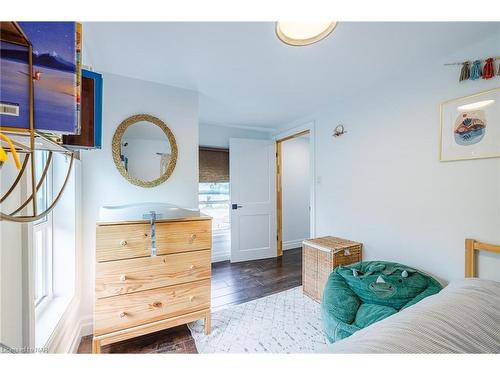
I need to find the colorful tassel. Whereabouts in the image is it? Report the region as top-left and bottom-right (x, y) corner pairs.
(459, 61), (470, 81)
(482, 58), (494, 79)
(470, 60), (482, 80)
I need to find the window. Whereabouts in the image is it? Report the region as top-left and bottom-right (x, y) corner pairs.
(34, 151), (49, 223)
(33, 217), (52, 306)
(198, 147), (230, 232)
(198, 147), (231, 261)
(33, 153), (77, 348)
(199, 182), (230, 232)
(33, 151), (53, 308)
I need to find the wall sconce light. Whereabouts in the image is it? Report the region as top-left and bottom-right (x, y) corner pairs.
(333, 124), (347, 137)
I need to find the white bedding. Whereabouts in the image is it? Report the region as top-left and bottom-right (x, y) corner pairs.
(325, 278), (500, 353)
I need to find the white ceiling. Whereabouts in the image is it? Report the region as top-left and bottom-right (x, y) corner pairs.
(83, 22), (499, 130)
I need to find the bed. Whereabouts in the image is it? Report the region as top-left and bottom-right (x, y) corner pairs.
(324, 239), (500, 353)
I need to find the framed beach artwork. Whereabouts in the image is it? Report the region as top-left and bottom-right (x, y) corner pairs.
(18, 22), (82, 134)
(440, 87), (500, 161)
(0, 22), (82, 134)
(0, 39), (30, 129)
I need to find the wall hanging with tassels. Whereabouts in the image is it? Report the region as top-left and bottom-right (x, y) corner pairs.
(470, 60), (482, 80)
(446, 56), (500, 82)
(459, 62), (470, 81)
(482, 58), (494, 79)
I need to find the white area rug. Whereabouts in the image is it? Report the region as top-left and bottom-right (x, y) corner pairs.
(188, 287), (329, 353)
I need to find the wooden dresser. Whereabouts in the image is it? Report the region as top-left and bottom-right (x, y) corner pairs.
(92, 215), (212, 353)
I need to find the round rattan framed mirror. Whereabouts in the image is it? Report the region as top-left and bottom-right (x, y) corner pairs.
(112, 114), (178, 188)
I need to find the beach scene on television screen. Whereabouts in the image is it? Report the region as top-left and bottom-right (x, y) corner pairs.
(17, 22), (78, 133)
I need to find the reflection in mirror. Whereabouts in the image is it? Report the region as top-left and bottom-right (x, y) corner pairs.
(120, 121), (172, 182)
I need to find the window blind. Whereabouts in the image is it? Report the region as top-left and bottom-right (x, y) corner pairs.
(199, 147), (229, 183)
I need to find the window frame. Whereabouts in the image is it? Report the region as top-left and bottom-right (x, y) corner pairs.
(32, 151), (54, 310)
(33, 215), (53, 308)
(198, 181), (231, 233)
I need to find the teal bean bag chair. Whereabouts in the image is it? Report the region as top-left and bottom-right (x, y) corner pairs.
(321, 261), (442, 343)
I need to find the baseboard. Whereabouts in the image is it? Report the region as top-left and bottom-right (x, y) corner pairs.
(69, 314), (93, 353)
(42, 293), (94, 353)
(283, 239), (305, 251)
(212, 254), (230, 263)
(68, 317), (85, 353)
(45, 296), (80, 353)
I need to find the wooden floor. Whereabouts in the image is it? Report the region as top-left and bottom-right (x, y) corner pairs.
(77, 247), (302, 354)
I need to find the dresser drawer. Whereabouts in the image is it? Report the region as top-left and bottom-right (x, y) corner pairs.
(96, 224), (150, 262)
(96, 219), (211, 262)
(95, 250), (211, 299)
(94, 279), (210, 336)
(156, 220), (211, 255)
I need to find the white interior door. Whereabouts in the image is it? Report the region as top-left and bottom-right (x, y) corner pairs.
(230, 138), (276, 262)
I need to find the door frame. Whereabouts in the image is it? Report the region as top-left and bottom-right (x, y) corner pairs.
(275, 122), (315, 256)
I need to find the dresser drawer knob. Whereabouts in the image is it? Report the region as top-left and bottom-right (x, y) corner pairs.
(188, 295), (195, 302)
(119, 274), (127, 282)
(189, 234), (197, 243)
(152, 301), (163, 308)
(189, 265), (195, 271)
(119, 311), (127, 318)
(120, 240), (128, 247)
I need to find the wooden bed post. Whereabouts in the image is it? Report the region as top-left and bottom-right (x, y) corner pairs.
(465, 238), (500, 278)
(465, 239), (476, 278)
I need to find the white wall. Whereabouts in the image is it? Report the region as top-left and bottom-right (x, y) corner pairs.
(282, 135), (310, 249)
(199, 123), (271, 149)
(279, 34), (500, 284)
(0, 161), (26, 349)
(80, 73), (199, 322)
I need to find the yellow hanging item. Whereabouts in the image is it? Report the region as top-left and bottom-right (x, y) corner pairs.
(0, 143), (8, 163)
(0, 132), (22, 170)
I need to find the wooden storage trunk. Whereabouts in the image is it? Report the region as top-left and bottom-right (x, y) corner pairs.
(302, 236), (362, 302)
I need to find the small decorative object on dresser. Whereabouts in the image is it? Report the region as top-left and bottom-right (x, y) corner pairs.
(302, 236), (362, 302)
(92, 208), (212, 354)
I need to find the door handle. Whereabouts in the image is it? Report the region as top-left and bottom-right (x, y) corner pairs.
(231, 204), (243, 210)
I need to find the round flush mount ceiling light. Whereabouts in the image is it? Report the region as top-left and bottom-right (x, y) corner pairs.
(276, 21), (337, 46)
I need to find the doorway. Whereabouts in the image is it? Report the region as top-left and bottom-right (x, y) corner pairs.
(276, 130), (311, 256)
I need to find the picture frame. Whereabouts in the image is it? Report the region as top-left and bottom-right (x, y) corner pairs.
(62, 69), (103, 149)
(16, 21), (82, 134)
(439, 87), (500, 161)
